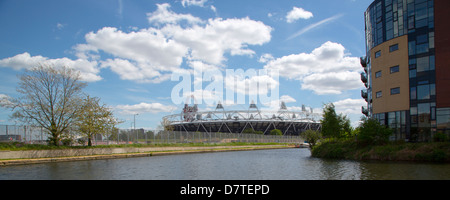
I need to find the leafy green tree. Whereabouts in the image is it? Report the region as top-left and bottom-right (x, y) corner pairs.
(301, 130), (322, 148)
(270, 129), (282, 135)
(320, 103), (352, 139)
(357, 116), (392, 146)
(75, 95), (120, 146)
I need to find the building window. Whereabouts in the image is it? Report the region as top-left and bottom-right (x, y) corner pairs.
(375, 70), (382, 78)
(375, 50), (381, 58)
(391, 87), (400, 95)
(417, 56), (430, 72)
(390, 65), (400, 74)
(411, 87), (417, 100)
(389, 44), (399, 52)
(376, 91), (382, 98)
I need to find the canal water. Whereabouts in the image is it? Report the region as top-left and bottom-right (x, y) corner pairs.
(1, 148), (449, 180)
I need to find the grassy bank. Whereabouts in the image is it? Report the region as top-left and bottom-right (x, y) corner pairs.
(311, 140), (450, 162)
(0, 142), (287, 151)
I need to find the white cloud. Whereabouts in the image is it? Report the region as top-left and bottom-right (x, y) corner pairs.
(261, 95), (296, 110)
(225, 73), (279, 96)
(116, 102), (177, 115)
(56, 23), (65, 30)
(286, 7), (313, 23)
(1, 3), (272, 85)
(301, 71), (362, 95)
(0, 52), (101, 82)
(181, 0), (208, 7)
(161, 17), (272, 65)
(85, 27), (187, 71)
(264, 41), (362, 95)
(332, 98), (366, 115)
(258, 53), (274, 63)
(147, 3), (203, 25)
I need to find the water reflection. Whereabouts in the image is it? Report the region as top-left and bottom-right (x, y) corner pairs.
(1, 148), (449, 180)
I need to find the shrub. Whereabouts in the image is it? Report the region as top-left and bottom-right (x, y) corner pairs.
(357, 117), (392, 146)
(433, 132), (448, 142)
(269, 129), (282, 136)
(301, 130), (322, 148)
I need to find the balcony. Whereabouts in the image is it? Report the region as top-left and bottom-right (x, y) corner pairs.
(361, 89), (368, 100)
(360, 72), (368, 83)
(360, 56), (367, 68)
(362, 106), (369, 116)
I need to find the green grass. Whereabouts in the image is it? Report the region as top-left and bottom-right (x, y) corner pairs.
(311, 140), (450, 162)
(0, 141), (288, 151)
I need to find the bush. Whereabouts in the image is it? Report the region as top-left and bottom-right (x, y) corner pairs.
(357, 117), (392, 146)
(301, 130), (322, 148)
(269, 129), (282, 136)
(433, 132), (448, 142)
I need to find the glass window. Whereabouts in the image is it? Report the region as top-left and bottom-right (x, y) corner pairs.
(376, 71), (382, 78)
(411, 106), (418, 124)
(417, 84), (430, 100)
(417, 56), (429, 72)
(407, 3), (415, 17)
(415, 2), (428, 21)
(408, 41), (416, 55)
(437, 108), (450, 130)
(429, 32), (435, 49)
(390, 65), (400, 73)
(430, 55), (435, 70)
(415, 18), (428, 28)
(411, 107), (418, 115)
(430, 84), (436, 96)
(375, 50), (381, 58)
(418, 103), (431, 125)
(408, 16), (415, 29)
(391, 87), (400, 95)
(411, 87), (417, 100)
(390, 44), (399, 52)
(416, 43), (429, 54)
(376, 91), (382, 98)
(417, 34), (428, 44)
(409, 69), (416, 78)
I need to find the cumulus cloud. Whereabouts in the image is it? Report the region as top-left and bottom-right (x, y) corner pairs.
(332, 98), (367, 115)
(0, 52), (101, 82)
(116, 102), (177, 114)
(225, 73), (279, 96)
(286, 7), (313, 23)
(147, 3), (203, 25)
(258, 53), (274, 63)
(181, 0), (208, 7)
(0, 3), (272, 85)
(161, 17), (272, 65)
(264, 41), (363, 95)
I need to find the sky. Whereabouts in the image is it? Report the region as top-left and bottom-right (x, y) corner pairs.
(0, 0), (373, 130)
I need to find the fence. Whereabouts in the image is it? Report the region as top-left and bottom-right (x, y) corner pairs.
(0, 125), (305, 145)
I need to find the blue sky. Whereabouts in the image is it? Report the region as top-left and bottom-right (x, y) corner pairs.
(0, 0), (373, 129)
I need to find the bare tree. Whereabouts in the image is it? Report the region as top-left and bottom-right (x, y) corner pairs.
(7, 65), (86, 146)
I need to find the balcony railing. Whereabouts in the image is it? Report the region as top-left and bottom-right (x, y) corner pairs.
(360, 72), (368, 83)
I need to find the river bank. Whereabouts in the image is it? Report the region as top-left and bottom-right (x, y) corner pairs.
(311, 140), (450, 162)
(0, 144), (294, 166)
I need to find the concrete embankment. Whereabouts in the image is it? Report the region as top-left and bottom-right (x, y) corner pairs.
(0, 145), (295, 166)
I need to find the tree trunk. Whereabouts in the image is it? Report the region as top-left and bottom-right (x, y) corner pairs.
(88, 134), (92, 146)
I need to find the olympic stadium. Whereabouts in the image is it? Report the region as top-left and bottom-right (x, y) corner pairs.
(163, 98), (321, 136)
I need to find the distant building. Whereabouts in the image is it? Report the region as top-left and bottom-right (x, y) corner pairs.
(361, 0), (450, 142)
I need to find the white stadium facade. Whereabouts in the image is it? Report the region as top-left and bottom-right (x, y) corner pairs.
(163, 99), (321, 136)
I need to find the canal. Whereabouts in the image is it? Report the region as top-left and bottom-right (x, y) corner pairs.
(1, 148), (449, 180)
